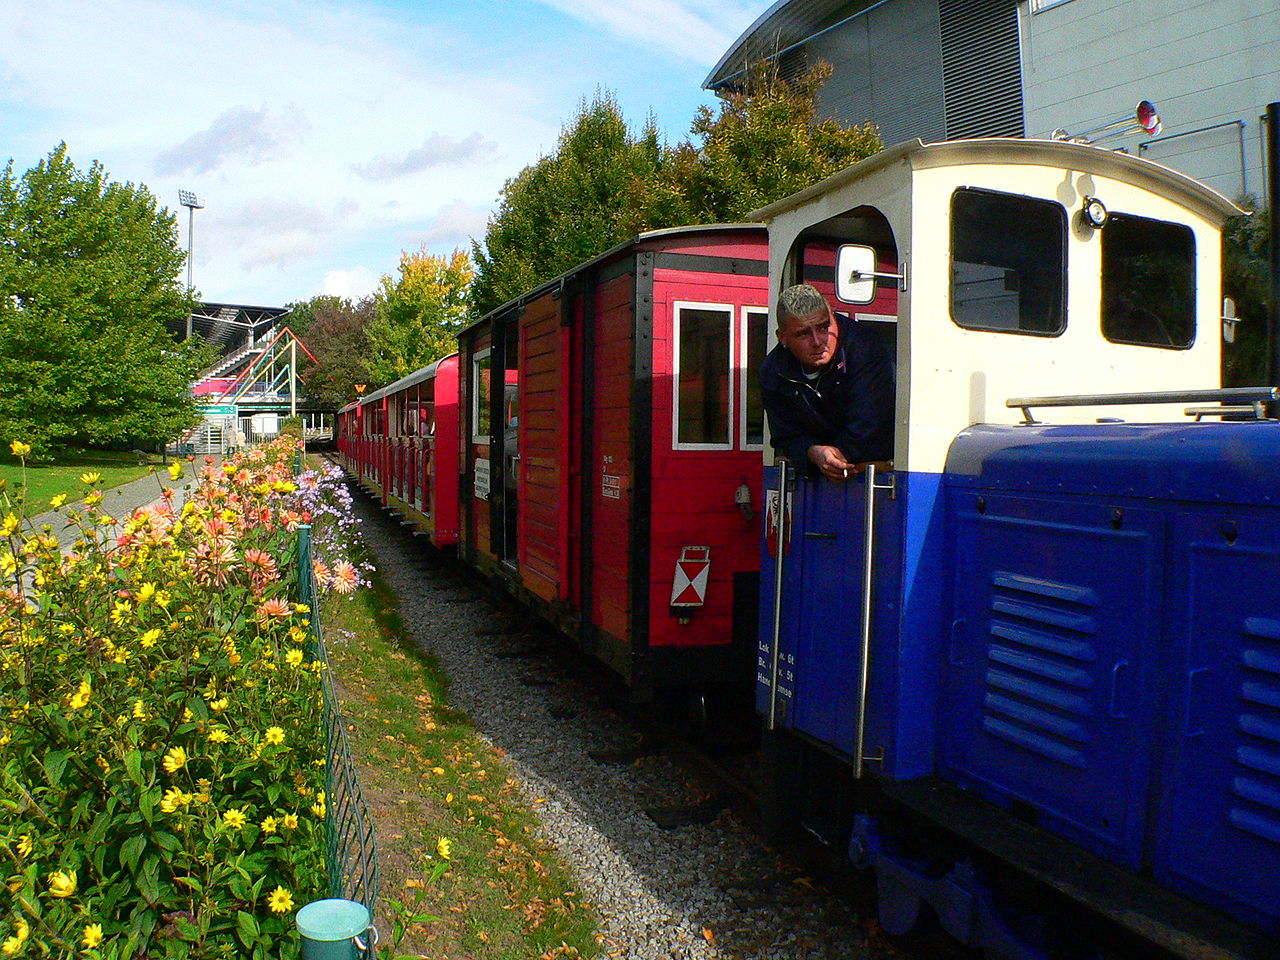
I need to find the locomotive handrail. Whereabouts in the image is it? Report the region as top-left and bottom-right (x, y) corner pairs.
(1006, 387), (1279, 424)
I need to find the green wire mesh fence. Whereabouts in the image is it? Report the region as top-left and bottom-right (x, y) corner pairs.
(297, 522), (379, 914)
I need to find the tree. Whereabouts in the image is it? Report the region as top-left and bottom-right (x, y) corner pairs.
(289, 294), (376, 409)
(626, 61), (881, 231)
(0, 143), (208, 456)
(1221, 200), (1271, 386)
(471, 92), (665, 313)
(471, 66), (882, 315)
(363, 247), (474, 384)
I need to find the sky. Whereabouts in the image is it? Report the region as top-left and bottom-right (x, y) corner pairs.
(0, 0), (766, 307)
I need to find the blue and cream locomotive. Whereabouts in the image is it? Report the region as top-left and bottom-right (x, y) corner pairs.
(754, 138), (1278, 959)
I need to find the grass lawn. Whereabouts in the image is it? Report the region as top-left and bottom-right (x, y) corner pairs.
(0, 448), (166, 515)
(321, 563), (601, 960)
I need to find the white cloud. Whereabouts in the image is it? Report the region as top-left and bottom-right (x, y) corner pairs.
(407, 201), (492, 250)
(531, 0), (760, 64)
(156, 105), (309, 175)
(352, 133), (500, 182)
(318, 266), (380, 301)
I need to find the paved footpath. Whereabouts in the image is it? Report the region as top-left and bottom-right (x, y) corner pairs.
(27, 466), (204, 552)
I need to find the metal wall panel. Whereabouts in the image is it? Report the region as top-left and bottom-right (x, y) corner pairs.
(939, 0), (1025, 138)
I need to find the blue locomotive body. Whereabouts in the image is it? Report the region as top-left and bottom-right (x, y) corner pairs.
(752, 138), (1276, 958)
(760, 422), (1280, 950)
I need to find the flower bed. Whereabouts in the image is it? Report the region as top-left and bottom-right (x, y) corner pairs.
(1, 438), (361, 958)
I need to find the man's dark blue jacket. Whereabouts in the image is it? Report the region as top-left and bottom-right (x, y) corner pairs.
(759, 313), (895, 474)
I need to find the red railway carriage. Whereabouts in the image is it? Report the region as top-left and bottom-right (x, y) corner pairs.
(458, 225), (770, 694)
(337, 353), (460, 549)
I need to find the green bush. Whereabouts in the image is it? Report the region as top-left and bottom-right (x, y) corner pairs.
(0, 438), (349, 958)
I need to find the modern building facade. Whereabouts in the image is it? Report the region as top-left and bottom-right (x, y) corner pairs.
(705, 0), (1279, 202)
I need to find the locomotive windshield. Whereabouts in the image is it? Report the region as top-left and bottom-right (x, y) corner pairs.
(1100, 212), (1195, 348)
(949, 187), (1066, 336)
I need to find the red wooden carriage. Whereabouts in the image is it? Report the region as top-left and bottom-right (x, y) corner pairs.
(337, 353), (460, 549)
(457, 226), (770, 694)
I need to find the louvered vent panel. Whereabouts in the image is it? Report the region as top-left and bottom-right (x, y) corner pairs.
(1232, 617), (1280, 845)
(938, 0), (1025, 139)
(983, 572), (1098, 767)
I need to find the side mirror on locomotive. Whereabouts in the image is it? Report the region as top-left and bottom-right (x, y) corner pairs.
(755, 138), (1278, 959)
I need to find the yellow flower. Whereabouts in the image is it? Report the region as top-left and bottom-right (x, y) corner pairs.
(162, 746), (187, 773)
(80, 472), (102, 485)
(285, 649), (304, 668)
(436, 836), (453, 860)
(310, 800), (326, 818)
(16, 835), (32, 858)
(160, 787), (192, 814)
(260, 816), (278, 834)
(9, 441), (30, 457)
(136, 582), (156, 604)
(66, 679), (92, 710)
(0, 515), (17, 537)
(222, 808), (247, 830)
(207, 728), (229, 744)
(133, 700), (150, 721)
(49, 493), (68, 509)
(167, 461), (184, 480)
(84, 490), (103, 506)
(264, 726), (285, 746)
(138, 628), (162, 649)
(267, 885), (294, 914)
(209, 697), (229, 712)
(0, 554), (16, 576)
(48, 868), (77, 897)
(2, 918), (29, 955)
(82, 923), (103, 948)
(281, 813), (299, 831)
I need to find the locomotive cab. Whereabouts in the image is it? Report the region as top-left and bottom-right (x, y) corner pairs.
(754, 139), (1279, 957)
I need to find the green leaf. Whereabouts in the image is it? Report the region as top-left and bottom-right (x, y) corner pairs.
(124, 749), (143, 785)
(137, 853), (161, 905)
(153, 830), (181, 855)
(42, 749), (71, 786)
(235, 911), (260, 950)
(120, 834), (146, 872)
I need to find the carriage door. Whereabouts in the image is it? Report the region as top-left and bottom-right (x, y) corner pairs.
(499, 320), (520, 568)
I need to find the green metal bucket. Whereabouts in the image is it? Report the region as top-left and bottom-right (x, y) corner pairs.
(295, 899), (373, 960)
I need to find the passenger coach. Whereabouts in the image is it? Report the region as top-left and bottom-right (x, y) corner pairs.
(459, 225), (770, 696)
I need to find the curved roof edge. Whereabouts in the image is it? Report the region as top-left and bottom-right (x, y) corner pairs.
(749, 138), (1243, 225)
(458, 223), (765, 338)
(703, 0), (796, 90)
(338, 352), (459, 413)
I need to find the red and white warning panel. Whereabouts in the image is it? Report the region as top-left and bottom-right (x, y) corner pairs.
(670, 546), (711, 608)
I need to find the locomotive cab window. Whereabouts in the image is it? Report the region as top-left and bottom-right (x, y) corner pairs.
(1101, 212), (1195, 348)
(741, 307), (768, 449)
(673, 302), (732, 450)
(950, 188), (1066, 335)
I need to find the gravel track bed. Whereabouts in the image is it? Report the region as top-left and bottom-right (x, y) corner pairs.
(351, 489), (880, 960)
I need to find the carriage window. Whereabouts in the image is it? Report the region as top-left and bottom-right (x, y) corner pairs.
(472, 349), (491, 442)
(1101, 213), (1195, 348)
(950, 188), (1066, 335)
(674, 303), (732, 449)
(742, 308), (768, 448)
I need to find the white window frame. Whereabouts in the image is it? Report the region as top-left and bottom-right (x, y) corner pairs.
(739, 305), (768, 452)
(671, 300), (734, 452)
(471, 347), (492, 444)
(1030, 0), (1074, 12)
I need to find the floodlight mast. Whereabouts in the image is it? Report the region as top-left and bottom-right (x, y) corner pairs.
(179, 190), (205, 338)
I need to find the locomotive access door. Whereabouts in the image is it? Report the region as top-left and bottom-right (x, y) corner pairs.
(759, 465), (893, 759)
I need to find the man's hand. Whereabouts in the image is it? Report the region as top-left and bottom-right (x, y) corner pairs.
(807, 444), (853, 482)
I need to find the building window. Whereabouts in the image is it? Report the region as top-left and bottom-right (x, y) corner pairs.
(1101, 213), (1195, 349)
(472, 348), (491, 442)
(950, 188), (1067, 336)
(1030, 0), (1075, 12)
(741, 307), (768, 449)
(673, 302), (732, 450)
